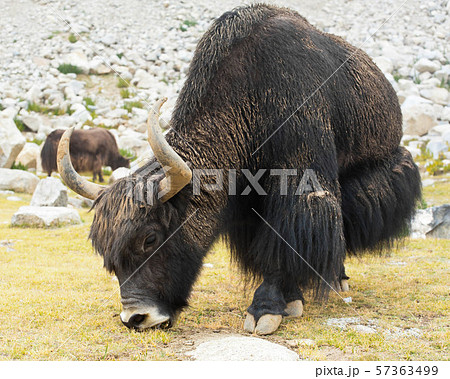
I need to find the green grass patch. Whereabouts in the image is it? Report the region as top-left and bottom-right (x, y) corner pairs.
(11, 162), (28, 171)
(120, 89), (131, 99)
(83, 97), (95, 107)
(119, 148), (136, 161)
(27, 102), (70, 116)
(180, 19), (197, 32)
(13, 117), (26, 132)
(102, 167), (112, 176)
(117, 77), (130, 88)
(30, 138), (44, 146)
(68, 33), (78, 43)
(123, 101), (143, 113)
(57, 63), (83, 75)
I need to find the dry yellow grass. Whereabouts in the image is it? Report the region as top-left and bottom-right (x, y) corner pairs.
(0, 178), (448, 360)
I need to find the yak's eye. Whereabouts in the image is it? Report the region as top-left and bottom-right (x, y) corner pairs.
(143, 232), (157, 250)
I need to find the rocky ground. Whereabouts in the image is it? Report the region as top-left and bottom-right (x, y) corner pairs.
(0, 0), (449, 172)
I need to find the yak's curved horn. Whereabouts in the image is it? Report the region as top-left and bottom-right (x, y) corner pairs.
(57, 127), (106, 200)
(147, 98), (192, 202)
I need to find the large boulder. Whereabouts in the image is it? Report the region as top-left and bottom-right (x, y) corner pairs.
(30, 177), (68, 207)
(11, 206), (82, 228)
(0, 112), (26, 168)
(0, 168), (39, 194)
(16, 142), (40, 169)
(411, 205), (450, 239)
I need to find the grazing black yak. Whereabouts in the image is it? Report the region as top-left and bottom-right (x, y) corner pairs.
(41, 128), (129, 182)
(58, 4), (421, 335)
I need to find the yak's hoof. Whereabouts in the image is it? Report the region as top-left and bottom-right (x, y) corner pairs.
(284, 300), (303, 318)
(340, 279), (349, 292)
(333, 279), (350, 292)
(244, 313), (283, 335)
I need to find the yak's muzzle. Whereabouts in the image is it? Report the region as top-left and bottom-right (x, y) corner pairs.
(120, 306), (172, 330)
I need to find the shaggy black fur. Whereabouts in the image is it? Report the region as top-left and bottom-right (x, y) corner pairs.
(88, 4), (421, 327)
(41, 129), (129, 182)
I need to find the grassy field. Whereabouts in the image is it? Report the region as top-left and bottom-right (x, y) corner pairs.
(0, 175), (449, 360)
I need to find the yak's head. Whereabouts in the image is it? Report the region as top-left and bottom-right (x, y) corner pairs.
(57, 99), (200, 331)
(111, 154), (131, 170)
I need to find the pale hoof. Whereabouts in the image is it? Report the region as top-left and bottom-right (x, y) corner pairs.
(244, 313), (256, 333)
(340, 279), (349, 292)
(244, 313), (283, 335)
(284, 300), (303, 318)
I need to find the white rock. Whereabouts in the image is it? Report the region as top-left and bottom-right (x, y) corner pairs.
(0, 114), (26, 168)
(0, 168), (39, 193)
(442, 130), (450, 144)
(373, 56), (393, 74)
(426, 140), (448, 158)
(105, 108), (128, 118)
(7, 196), (22, 201)
(414, 58), (441, 74)
(352, 325), (376, 334)
(404, 146), (421, 159)
(16, 142), (40, 169)
(108, 167), (131, 184)
(11, 206), (81, 228)
(441, 107), (450, 122)
(185, 337), (299, 361)
(402, 102), (437, 136)
(25, 84), (43, 104)
(30, 177), (68, 207)
(411, 205), (450, 239)
(60, 50), (90, 74)
(430, 124), (450, 135)
(419, 87), (449, 106)
(71, 105), (92, 123)
(21, 114), (42, 132)
(133, 69), (157, 89)
(89, 56), (112, 75)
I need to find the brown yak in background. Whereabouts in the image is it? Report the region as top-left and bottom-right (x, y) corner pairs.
(41, 128), (130, 182)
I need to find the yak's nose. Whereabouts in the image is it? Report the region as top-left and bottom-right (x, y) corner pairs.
(120, 306), (171, 330)
(122, 313), (147, 329)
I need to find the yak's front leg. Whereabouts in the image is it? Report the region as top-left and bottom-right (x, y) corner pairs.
(244, 274), (288, 335)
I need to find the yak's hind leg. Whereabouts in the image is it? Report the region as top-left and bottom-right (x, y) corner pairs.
(242, 185), (345, 334)
(333, 265), (350, 292)
(340, 146), (421, 254)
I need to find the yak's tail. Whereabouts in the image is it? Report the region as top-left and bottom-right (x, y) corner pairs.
(340, 146), (422, 254)
(40, 134), (58, 176)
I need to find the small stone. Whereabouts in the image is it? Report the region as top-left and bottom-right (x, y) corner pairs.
(7, 196), (22, 201)
(352, 325), (376, 334)
(414, 58), (441, 74)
